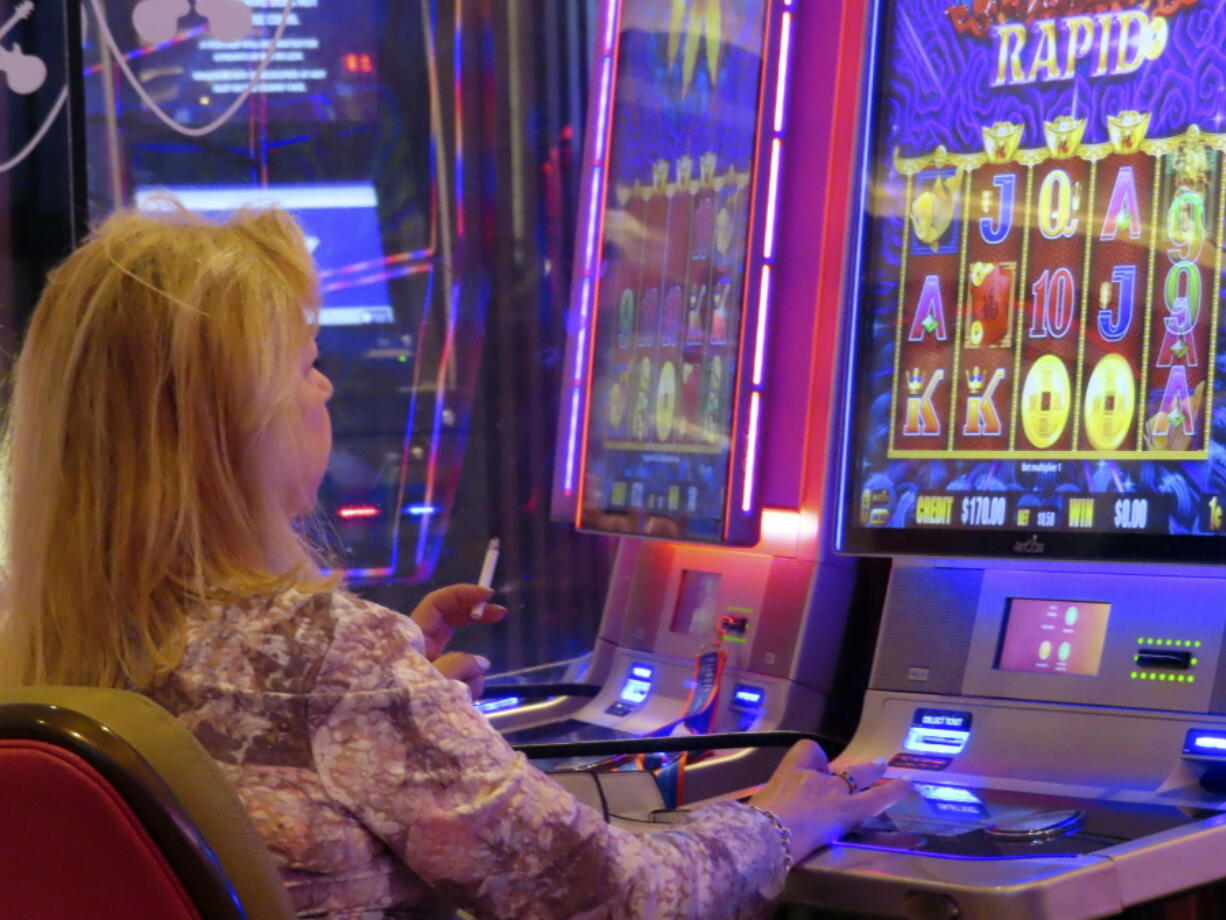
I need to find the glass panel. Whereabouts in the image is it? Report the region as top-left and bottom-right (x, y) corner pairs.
(1, 0), (76, 368)
(78, 0), (611, 671)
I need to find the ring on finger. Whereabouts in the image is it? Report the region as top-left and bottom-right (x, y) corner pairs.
(834, 770), (858, 794)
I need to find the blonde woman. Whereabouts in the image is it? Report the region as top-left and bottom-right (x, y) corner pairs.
(0, 205), (906, 919)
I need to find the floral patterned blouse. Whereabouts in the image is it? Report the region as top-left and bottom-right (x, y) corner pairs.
(145, 589), (789, 919)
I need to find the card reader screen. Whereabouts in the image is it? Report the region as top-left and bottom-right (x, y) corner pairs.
(997, 598), (1110, 677)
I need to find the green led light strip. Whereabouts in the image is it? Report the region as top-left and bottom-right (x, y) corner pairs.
(1130, 672), (1196, 682)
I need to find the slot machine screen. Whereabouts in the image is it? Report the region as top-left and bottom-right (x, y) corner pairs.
(837, 0), (1226, 562)
(578, 1), (768, 542)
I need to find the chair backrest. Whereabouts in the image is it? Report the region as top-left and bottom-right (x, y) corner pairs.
(0, 687), (296, 920)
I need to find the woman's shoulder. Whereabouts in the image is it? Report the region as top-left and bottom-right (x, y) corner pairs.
(177, 588), (424, 695)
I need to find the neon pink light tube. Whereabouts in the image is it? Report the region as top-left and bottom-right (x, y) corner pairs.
(594, 58), (613, 162)
(584, 166), (602, 269)
(753, 265), (771, 386)
(774, 13), (793, 134)
(604, 1), (617, 53)
(763, 138), (783, 260)
(742, 392), (762, 512)
(574, 323), (589, 385)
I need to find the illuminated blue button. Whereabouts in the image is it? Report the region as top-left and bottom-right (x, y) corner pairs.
(914, 783), (983, 805)
(475, 696), (522, 714)
(906, 709), (973, 755)
(619, 663), (656, 705)
(1185, 729), (1226, 757)
(732, 683), (766, 709)
(904, 726), (971, 754)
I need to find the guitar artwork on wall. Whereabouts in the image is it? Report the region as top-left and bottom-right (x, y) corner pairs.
(132, 0), (252, 46)
(0, 2), (46, 96)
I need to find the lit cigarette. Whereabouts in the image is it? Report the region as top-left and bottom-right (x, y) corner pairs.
(472, 537), (500, 620)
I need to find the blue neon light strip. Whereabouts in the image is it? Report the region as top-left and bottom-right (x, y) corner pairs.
(832, 0), (886, 548)
(562, 0), (620, 496)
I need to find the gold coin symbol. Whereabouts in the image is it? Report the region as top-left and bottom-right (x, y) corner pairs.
(1021, 354), (1071, 449)
(608, 382), (625, 428)
(1083, 353), (1135, 451)
(655, 361), (677, 442)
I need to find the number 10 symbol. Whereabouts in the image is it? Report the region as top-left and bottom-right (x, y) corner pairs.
(1029, 267), (1076, 339)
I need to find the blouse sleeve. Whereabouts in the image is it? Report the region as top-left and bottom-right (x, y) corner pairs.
(307, 594), (787, 920)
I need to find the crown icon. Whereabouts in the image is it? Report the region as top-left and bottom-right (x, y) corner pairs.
(676, 155), (694, 185)
(982, 121), (1023, 163)
(1044, 115), (1086, 158)
(906, 368), (925, 394)
(966, 366), (985, 394)
(1107, 110), (1150, 154)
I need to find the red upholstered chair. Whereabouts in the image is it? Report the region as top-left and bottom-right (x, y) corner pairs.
(0, 688), (295, 920)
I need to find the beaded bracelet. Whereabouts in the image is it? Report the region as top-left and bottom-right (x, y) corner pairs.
(744, 803), (794, 871)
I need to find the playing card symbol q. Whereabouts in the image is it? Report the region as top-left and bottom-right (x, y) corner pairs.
(0, 2), (47, 96)
(132, 0), (252, 46)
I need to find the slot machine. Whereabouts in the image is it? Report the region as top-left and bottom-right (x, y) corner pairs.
(786, 1), (1226, 916)
(481, 0), (874, 802)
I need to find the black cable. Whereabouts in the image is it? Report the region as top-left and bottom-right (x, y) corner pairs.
(591, 772), (612, 822)
(512, 729), (847, 761)
(479, 682), (602, 700)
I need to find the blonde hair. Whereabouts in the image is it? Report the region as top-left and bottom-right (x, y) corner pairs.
(0, 202), (337, 688)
